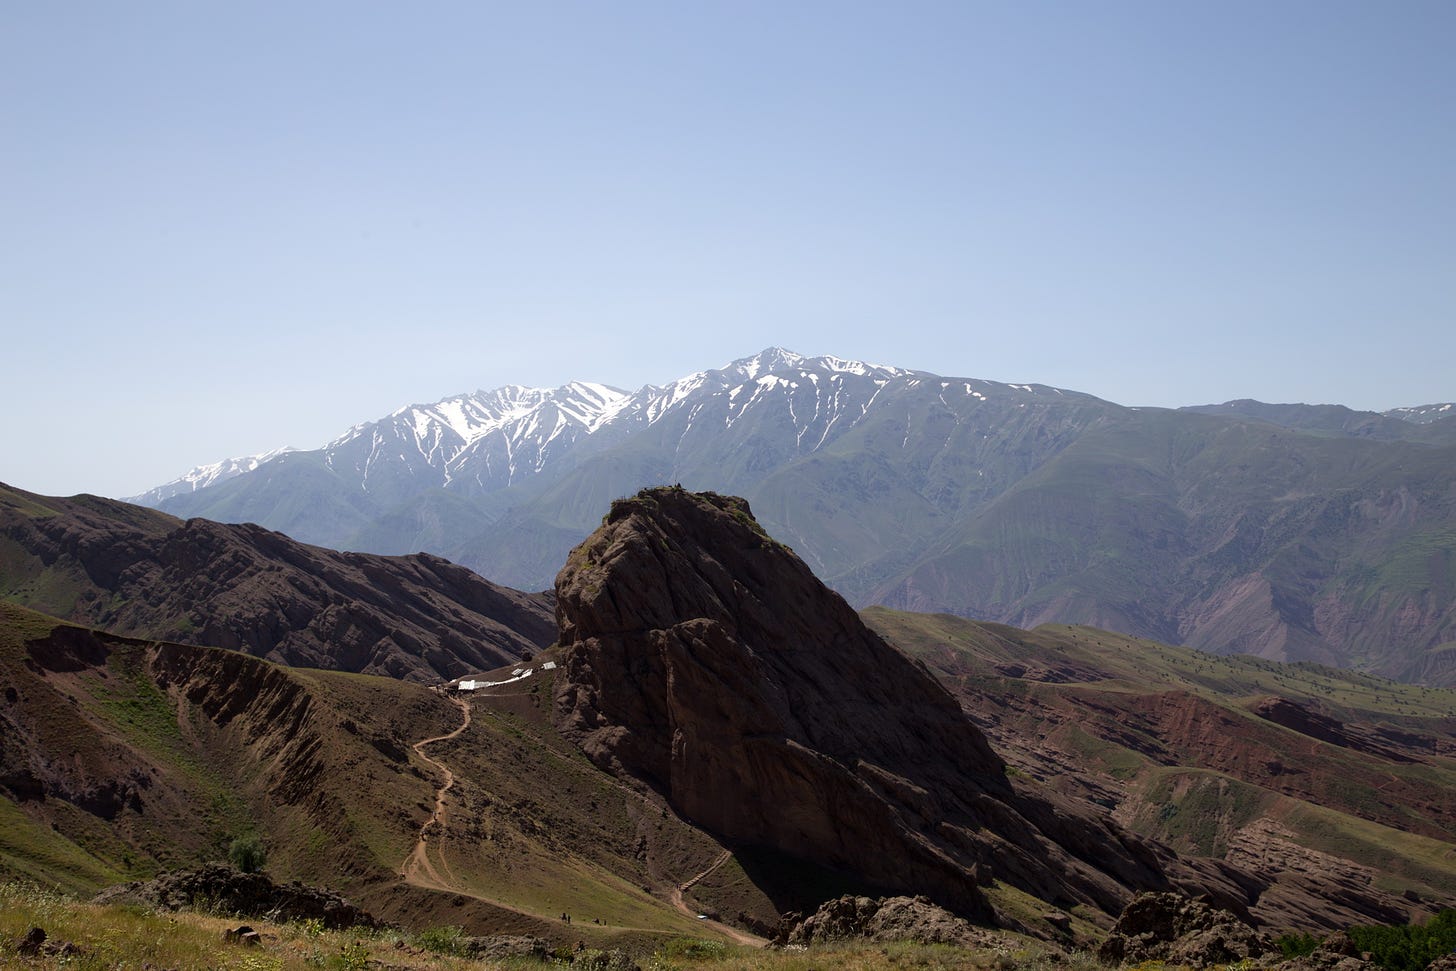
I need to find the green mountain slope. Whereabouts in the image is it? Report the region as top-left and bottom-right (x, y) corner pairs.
(863, 606), (1456, 917)
(869, 410), (1456, 683)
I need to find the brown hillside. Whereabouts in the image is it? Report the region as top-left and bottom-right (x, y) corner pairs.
(862, 607), (1456, 928)
(0, 604), (768, 948)
(0, 482), (554, 681)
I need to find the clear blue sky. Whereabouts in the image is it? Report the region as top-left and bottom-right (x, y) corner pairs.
(4, 1), (1453, 498)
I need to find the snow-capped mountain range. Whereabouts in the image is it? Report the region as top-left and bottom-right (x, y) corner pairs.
(1385, 402), (1456, 424)
(136, 447), (299, 505)
(132, 349), (925, 505)
(132, 348), (1456, 686)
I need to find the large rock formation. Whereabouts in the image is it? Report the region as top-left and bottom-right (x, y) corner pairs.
(551, 487), (1249, 926)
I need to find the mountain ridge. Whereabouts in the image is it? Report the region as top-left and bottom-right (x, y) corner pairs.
(131, 349), (1456, 684)
(0, 481), (554, 682)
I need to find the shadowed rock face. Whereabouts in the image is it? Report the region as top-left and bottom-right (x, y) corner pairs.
(552, 488), (1245, 925)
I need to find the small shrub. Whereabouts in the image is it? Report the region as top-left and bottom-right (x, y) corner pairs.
(1350, 909), (1456, 971)
(415, 924), (466, 956)
(1277, 933), (1320, 958)
(329, 939), (370, 971)
(575, 947), (640, 971)
(228, 834), (267, 874)
(656, 937), (728, 961)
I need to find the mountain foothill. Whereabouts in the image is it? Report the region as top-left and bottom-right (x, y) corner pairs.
(2, 348), (1455, 959)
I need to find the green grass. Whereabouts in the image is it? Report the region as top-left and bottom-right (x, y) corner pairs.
(0, 879), (1089, 971)
(0, 881), (496, 971)
(1283, 803), (1456, 899)
(0, 798), (123, 896)
(1133, 770), (1273, 857)
(93, 645), (190, 759)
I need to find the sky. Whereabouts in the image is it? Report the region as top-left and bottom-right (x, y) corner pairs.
(4, 1), (1454, 499)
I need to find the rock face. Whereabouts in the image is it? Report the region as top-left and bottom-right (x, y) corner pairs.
(0, 483), (554, 681)
(784, 895), (998, 947)
(92, 864), (379, 929)
(552, 488), (1248, 924)
(1097, 892), (1276, 967)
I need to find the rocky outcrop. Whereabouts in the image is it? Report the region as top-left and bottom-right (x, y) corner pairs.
(784, 895), (1000, 947)
(93, 864), (380, 929)
(551, 488), (1251, 925)
(1097, 892), (1276, 967)
(0, 483), (554, 681)
(1276, 930), (1379, 971)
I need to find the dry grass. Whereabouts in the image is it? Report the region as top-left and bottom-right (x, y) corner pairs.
(0, 881), (1120, 971)
(0, 881), (493, 970)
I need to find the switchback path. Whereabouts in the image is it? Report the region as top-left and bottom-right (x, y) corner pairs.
(400, 691), (764, 947)
(670, 850), (765, 947)
(401, 694), (471, 888)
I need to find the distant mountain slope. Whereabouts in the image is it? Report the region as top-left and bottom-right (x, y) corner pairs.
(864, 606), (1456, 926)
(130, 446), (298, 505)
(1182, 399), (1456, 445)
(871, 409), (1456, 684)
(0, 482), (553, 682)
(137, 349), (1456, 682)
(1386, 402), (1456, 426)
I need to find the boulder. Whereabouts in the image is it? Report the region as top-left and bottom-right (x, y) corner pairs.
(1097, 892), (1275, 967)
(785, 895), (998, 947)
(461, 936), (551, 960)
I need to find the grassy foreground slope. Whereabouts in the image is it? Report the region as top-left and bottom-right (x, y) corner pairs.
(0, 878), (1073, 971)
(864, 607), (1456, 915)
(0, 603), (748, 947)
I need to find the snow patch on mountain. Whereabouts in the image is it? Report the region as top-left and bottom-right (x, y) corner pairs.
(135, 347), (1083, 506)
(126, 446), (298, 505)
(1386, 403), (1456, 425)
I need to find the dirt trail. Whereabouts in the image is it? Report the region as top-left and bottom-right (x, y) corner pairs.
(670, 850), (765, 947)
(401, 694), (471, 887)
(400, 691), (764, 947)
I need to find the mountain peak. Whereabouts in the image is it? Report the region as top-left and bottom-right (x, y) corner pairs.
(737, 346), (807, 377)
(727, 347), (909, 381)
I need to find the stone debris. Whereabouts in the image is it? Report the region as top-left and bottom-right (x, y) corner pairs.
(1098, 892), (1276, 968)
(784, 894), (1002, 948)
(13, 925), (82, 959)
(224, 924), (262, 946)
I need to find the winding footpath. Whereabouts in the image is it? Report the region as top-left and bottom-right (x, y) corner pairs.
(399, 691), (765, 947)
(670, 851), (765, 947)
(400, 694), (472, 888)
